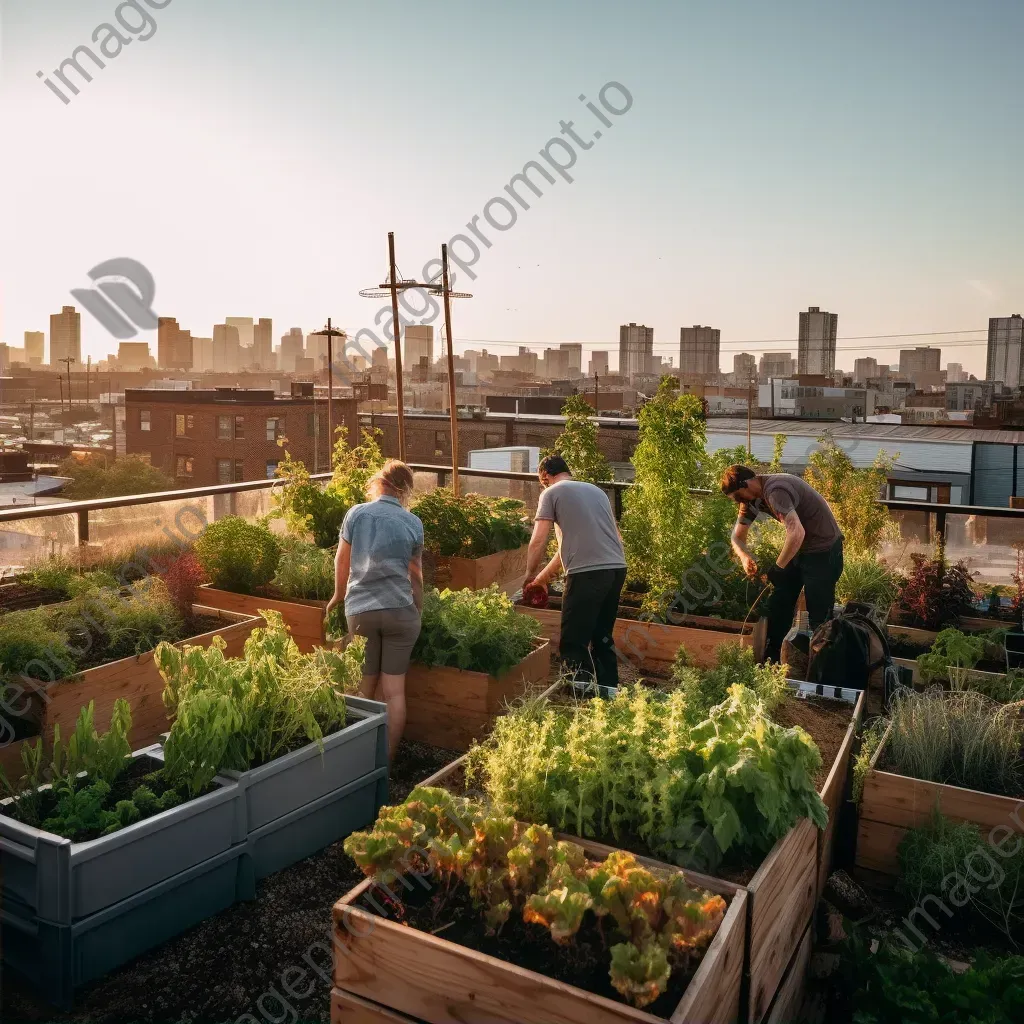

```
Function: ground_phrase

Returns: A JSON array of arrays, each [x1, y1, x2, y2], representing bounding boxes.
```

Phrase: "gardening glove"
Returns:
[[765, 563, 787, 589]]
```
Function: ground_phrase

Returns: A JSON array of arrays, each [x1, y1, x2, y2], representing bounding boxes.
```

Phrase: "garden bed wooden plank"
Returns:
[[402, 641, 551, 751], [39, 606, 261, 752], [855, 724, 1024, 876], [517, 608, 750, 670], [424, 543, 530, 596], [331, 989, 422, 1023], [198, 585, 325, 652], [816, 691, 865, 900], [332, 845, 746, 1024], [764, 923, 812, 1024], [746, 818, 818, 1024]]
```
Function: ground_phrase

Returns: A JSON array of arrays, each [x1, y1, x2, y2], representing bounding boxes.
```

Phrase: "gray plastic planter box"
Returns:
[[0, 746, 245, 926], [2, 843, 254, 1010]]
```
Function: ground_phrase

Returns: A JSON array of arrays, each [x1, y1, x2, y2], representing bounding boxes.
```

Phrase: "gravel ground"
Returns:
[[3, 739, 458, 1024]]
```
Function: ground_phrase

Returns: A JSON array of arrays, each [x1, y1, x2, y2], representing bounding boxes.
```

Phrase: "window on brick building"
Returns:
[[175, 414, 193, 437], [217, 415, 232, 440], [434, 430, 447, 455], [140, 410, 151, 432], [216, 459, 232, 484], [266, 460, 279, 478], [175, 456, 194, 479], [484, 432, 503, 448], [306, 413, 316, 437], [266, 417, 281, 442], [235, 459, 244, 481], [234, 415, 245, 440]]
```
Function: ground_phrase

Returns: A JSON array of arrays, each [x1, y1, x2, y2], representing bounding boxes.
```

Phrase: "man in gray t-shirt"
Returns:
[[524, 454, 627, 688], [721, 464, 844, 663]]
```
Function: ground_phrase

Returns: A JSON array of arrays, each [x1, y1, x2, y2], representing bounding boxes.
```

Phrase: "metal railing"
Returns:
[[0, 463, 1021, 550]]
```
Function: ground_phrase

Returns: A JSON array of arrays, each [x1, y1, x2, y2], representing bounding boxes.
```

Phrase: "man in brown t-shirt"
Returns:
[[721, 465, 844, 663]]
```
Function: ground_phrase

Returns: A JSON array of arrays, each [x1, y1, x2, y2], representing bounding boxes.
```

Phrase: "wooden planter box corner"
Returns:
[[403, 640, 551, 751], [331, 841, 746, 1024], [425, 542, 530, 595], [855, 723, 1024, 876], [198, 584, 326, 652]]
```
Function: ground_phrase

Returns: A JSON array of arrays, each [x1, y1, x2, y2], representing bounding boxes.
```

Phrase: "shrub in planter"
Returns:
[[344, 786, 727, 1010], [21, 559, 119, 602], [156, 551, 208, 619], [541, 393, 613, 484], [412, 586, 540, 676], [194, 516, 281, 595], [894, 541, 976, 630], [465, 683, 827, 874], [837, 551, 900, 619], [157, 611, 366, 797], [411, 488, 531, 558], [271, 538, 335, 601], [272, 428, 383, 548], [670, 642, 788, 722]]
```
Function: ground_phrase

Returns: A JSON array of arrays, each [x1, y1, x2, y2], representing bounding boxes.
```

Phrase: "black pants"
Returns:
[[560, 567, 627, 688], [765, 538, 844, 663]]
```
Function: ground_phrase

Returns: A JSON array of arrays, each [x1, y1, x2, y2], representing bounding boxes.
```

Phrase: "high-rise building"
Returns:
[[225, 317, 254, 352], [192, 337, 214, 372], [157, 317, 193, 370], [24, 331, 44, 365], [898, 346, 941, 381], [986, 314, 1024, 386], [49, 305, 81, 367], [679, 325, 720, 376], [542, 348, 571, 379], [733, 352, 756, 381], [116, 342, 154, 370], [212, 323, 241, 372], [759, 351, 796, 381], [252, 318, 274, 369], [797, 307, 838, 376], [589, 351, 609, 376], [404, 325, 434, 369], [619, 323, 653, 378], [853, 357, 879, 384], [305, 331, 329, 371], [278, 328, 305, 372], [946, 362, 967, 384], [371, 345, 389, 370], [560, 343, 583, 377]]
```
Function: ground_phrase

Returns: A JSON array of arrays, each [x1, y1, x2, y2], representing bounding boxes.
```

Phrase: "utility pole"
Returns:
[[311, 320, 346, 464], [387, 232, 406, 462], [60, 357, 75, 414], [594, 372, 600, 411], [746, 375, 754, 457], [86, 355, 91, 406], [440, 244, 460, 496]]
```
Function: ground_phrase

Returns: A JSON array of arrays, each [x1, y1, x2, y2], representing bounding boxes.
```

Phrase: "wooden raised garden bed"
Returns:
[[423, 542, 530, 595], [403, 640, 551, 751], [331, 837, 748, 1024], [417, 684, 861, 1024], [517, 606, 751, 672], [198, 584, 326, 652], [1, 606, 261, 774], [855, 722, 1024, 877]]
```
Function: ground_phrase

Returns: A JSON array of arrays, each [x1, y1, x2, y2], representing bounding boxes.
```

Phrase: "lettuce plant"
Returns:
[[344, 786, 727, 1010]]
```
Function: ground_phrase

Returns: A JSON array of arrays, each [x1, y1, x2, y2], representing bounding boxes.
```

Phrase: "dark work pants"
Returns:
[[765, 538, 844, 663], [560, 567, 627, 688]]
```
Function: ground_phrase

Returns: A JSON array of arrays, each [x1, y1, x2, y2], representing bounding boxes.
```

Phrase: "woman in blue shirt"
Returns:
[[326, 460, 423, 759]]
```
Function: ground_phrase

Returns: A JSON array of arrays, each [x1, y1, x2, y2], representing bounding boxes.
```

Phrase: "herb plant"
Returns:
[[158, 611, 366, 797], [897, 810, 1024, 943], [271, 538, 335, 601], [836, 552, 900, 619], [895, 540, 977, 630], [22, 559, 119, 601], [194, 516, 282, 595], [883, 687, 1023, 797], [412, 489, 531, 558], [464, 684, 827, 873], [670, 642, 789, 722], [272, 427, 384, 548], [344, 786, 727, 1010], [412, 586, 540, 676]]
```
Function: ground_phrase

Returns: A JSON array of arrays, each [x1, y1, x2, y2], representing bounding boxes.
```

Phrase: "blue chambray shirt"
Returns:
[[341, 496, 424, 616]]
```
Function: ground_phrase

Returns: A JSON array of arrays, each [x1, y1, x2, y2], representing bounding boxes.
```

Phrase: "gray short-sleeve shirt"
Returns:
[[341, 496, 424, 615], [535, 479, 626, 575], [737, 474, 842, 554]]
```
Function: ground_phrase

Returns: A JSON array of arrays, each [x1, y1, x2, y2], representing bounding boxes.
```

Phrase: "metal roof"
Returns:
[[707, 418, 1024, 445]]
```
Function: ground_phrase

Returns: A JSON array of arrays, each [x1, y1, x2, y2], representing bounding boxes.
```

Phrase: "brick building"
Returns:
[[124, 385, 357, 485]]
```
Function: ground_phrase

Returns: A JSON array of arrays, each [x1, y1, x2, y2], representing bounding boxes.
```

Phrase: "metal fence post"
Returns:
[[77, 509, 89, 545]]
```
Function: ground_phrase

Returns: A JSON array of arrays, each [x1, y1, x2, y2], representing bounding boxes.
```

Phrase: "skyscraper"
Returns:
[[252, 318, 274, 369], [225, 317, 254, 351], [618, 323, 653, 378], [49, 305, 81, 367], [279, 328, 305, 372], [404, 325, 434, 369], [853, 357, 879, 384], [946, 362, 967, 384], [679, 325, 721, 376], [560, 343, 583, 377], [759, 352, 796, 380], [797, 307, 838, 376], [157, 317, 193, 369], [986, 314, 1024, 386], [212, 323, 241, 372], [24, 331, 44, 365], [733, 352, 756, 381], [898, 346, 941, 381], [588, 351, 609, 376], [192, 337, 214, 372]]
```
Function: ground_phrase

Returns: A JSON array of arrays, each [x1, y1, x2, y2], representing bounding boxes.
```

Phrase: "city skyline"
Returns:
[[2, 1, 1021, 377]]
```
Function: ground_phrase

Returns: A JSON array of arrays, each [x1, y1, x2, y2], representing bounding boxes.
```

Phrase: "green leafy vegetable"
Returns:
[[412, 489, 531, 558]]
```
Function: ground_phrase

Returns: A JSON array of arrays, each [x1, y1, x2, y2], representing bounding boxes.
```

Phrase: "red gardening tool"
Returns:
[[521, 582, 549, 608]]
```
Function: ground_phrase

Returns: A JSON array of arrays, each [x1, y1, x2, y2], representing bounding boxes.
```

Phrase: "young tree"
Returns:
[[57, 455, 175, 499], [545, 394, 612, 484]]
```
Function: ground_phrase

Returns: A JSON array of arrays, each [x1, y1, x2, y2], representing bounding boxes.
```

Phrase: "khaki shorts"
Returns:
[[348, 605, 421, 676]]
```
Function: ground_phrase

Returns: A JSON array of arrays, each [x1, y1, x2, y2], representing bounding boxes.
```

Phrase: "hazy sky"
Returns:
[[2, 0, 1021, 375]]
